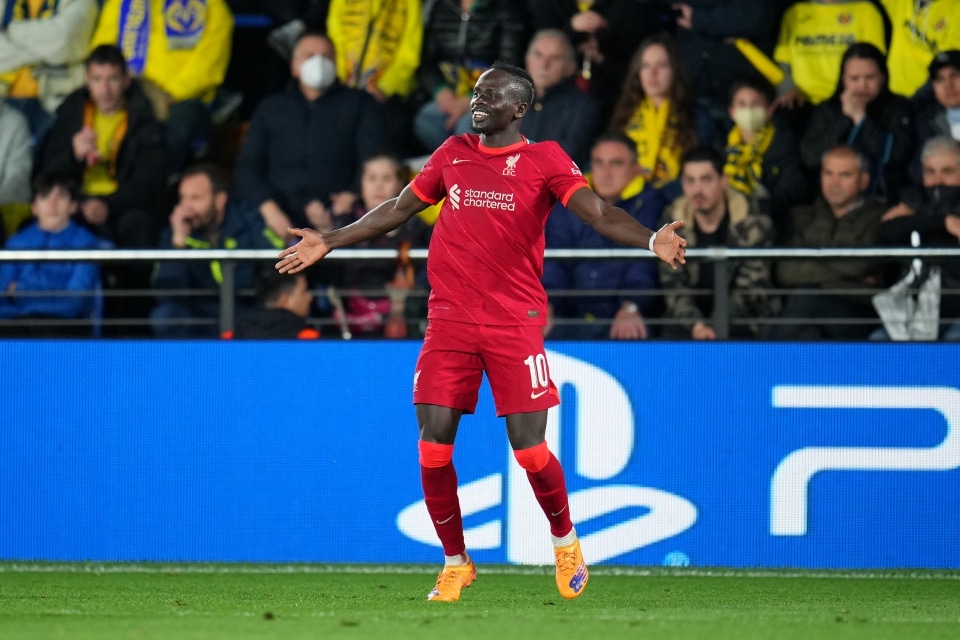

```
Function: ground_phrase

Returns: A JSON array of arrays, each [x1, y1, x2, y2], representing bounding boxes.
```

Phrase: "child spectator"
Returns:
[[0, 171, 108, 336]]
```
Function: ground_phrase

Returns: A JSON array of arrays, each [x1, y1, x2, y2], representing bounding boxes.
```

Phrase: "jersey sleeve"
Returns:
[[409, 140, 452, 205], [773, 5, 796, 64], [542, 142, 589, 206]]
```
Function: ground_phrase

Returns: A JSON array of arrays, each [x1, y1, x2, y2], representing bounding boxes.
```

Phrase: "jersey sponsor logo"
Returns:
[[448, 184, 461, 210], [793, 33, 856, 48], [461, 188, 516, 211], [837, 12, 852, 25], [502, 153, 521, 176]]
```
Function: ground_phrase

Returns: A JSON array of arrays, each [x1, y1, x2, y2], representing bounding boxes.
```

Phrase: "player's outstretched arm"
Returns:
[[565, 187, 687, 269], [276, 185, 429, 274]]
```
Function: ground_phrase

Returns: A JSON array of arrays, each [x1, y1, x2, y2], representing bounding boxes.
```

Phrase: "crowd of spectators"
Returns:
[[0, 0, 959, 341]]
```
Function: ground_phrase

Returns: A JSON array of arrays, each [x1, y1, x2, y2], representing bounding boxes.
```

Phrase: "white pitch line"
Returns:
[[0, 563, 958, 580]]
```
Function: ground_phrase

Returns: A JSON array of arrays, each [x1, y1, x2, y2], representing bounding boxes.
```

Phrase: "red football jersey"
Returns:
[[410, 135, 587, 326]]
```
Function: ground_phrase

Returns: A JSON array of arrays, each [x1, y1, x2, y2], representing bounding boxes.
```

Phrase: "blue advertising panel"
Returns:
[[0, 341, 957, 568]]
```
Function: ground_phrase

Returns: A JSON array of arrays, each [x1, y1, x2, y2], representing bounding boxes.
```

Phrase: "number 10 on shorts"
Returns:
[[524, 354, 549, 392]]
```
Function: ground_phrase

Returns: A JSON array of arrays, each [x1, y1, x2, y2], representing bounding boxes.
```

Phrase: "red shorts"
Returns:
[[413, 318, 560, 417]]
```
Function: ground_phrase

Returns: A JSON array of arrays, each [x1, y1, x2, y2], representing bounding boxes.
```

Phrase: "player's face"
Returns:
[[923, 149, 960, 188], [933, 66, 960, 109], [821, 152, 867, 212], [590, 141, 638, 201], [177, 174, 223, 232], [681, 161, 725, 214], [86, 63, 130, 115], [361, 158, 404, 210], [842, 57, 883, 102], [639, 44, 672, 101], [525, 35, 574, 92], [470, 70, 519, 134]]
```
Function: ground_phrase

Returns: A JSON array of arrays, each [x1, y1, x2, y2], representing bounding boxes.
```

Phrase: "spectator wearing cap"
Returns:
[[912, 50, 960, 184]]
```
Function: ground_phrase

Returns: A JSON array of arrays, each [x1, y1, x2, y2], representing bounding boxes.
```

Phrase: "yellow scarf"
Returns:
[[724, 122, 774, 197], [624, 98, 681, 186]]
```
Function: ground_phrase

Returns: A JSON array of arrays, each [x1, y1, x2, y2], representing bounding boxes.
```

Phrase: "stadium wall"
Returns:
[[1, 341, 958, 569]]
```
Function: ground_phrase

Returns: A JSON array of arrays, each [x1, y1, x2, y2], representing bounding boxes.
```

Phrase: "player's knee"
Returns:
[[513, 441, 551, 473], [419, 440, 454, 468]]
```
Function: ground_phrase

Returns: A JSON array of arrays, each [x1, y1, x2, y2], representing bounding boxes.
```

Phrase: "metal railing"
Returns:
[[1, 247, 958, 338]]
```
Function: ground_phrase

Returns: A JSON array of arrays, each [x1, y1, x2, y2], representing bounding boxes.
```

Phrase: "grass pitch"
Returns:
[[1, 564, 957, 640]]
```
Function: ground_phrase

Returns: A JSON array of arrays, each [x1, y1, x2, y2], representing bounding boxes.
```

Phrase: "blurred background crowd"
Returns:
[[1, 0, 959, 341]]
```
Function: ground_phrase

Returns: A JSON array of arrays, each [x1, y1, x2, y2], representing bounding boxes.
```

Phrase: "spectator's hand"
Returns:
[[672, 3, 694, 29], [881, 202, 914, 222], [6, 281, 16, 295], [72, 127, 98, 163], [772, 88, 805, 111], [571, 10, 607, 34], [435, 87, 459, 114], [305, 199, 333, 232], [653, 220, 687, 269], [692, 321, 717, 340], [366, 85, 387, 102], [578, 37, 605, 66], [169, 202, 196, 247], [443, 97, 471, 130], [260, 200, 294, 239], [945, 215, 960, 241], [80, 199, 109, 226], [330, 191, 358, 217], [609, 305, 648, 340], [840, 88, 868, 124], [276, 228, 330, 274]]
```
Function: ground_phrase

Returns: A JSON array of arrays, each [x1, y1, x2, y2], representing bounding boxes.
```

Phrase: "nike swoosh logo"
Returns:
[[550, 505, 567, 517], [452, 158, 470, 165], [531, 389, 549, 399], [435, 514, 455, 525]]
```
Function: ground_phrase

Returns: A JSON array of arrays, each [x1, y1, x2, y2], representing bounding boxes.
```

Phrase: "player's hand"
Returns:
[[276, 228, 330, 274], [653, 220, 687, 269]]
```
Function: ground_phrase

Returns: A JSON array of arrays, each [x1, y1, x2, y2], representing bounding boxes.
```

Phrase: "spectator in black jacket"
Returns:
[[234, 30, 385, 242], [911, 50, 960, 185], [876, 136, 960, 341], [800, 43, 914, 205], [519, 29, 599, 168], [412, 0, 528, 152], [530, 0, 662, 125], [151, 164, 282, 339], [35, 45, 167, 250], [228, 270, 319, 340], [670, 1, 775, 111], [723, 77, 808, 237]]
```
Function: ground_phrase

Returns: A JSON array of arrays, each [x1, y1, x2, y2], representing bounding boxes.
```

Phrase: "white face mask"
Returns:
[[299, 55, 337, 91], [732, 106, 768, 134]]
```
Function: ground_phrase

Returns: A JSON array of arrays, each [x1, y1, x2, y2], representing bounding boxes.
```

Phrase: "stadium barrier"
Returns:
[[1, 339, 958, 568], [1, 247, 958, 338]]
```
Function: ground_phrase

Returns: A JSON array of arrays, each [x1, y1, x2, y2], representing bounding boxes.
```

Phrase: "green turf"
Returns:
[[1, 564, 957, 639]]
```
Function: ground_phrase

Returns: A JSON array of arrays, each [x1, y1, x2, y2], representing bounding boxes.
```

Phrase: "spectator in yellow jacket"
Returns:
[[90, 0, 234, 172], [326, 0, 421, 155]]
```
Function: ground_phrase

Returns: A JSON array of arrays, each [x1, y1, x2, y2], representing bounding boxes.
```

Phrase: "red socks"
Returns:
[[515, 442, 573, 538], [418, 441, 465, 557]]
